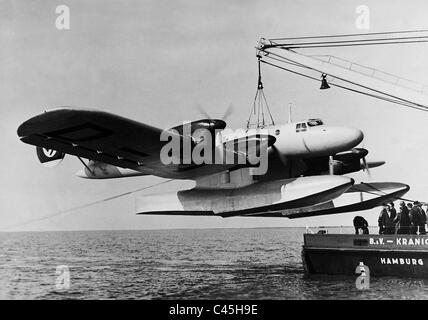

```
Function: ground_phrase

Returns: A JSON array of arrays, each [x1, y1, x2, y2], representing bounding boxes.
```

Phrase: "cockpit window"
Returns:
[[296, 122, 307, 132], [307, 119, 324, 127]]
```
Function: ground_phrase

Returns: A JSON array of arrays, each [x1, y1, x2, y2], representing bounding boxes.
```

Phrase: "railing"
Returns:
[[305, 225, 350, 234], [305, 225, 427, 235]]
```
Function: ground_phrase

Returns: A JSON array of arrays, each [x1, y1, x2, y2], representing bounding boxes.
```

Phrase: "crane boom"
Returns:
[[257, 31, 428, 111]]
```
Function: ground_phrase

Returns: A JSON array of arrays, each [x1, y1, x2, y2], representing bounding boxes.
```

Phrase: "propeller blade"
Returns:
[[196, 104, 211, 119], [365, 161, 386, 169], [197, 103, 234, 121], [222, 103, 235, 121], [362, 157, 372, 179]]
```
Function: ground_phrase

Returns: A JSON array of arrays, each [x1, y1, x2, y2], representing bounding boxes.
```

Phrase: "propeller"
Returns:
[[360, 149, 371, 202], [357, 144, 373, 179], [221, 103, 234, 121], [197, 103, 235, 122], [361, 156, 372, 179], [358, 142, 371, 179], [196, 103, 211, 119]]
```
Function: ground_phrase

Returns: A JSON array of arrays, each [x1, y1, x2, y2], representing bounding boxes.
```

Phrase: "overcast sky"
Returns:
[[2, 0, 428, 231]]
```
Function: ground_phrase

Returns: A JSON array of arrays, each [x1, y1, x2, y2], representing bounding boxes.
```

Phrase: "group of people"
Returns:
[[378, 201, 427, 235], [352, 201, 428, 235]]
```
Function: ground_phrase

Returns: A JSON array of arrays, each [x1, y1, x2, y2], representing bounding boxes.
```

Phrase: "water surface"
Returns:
[[1, 228, 428, 299]]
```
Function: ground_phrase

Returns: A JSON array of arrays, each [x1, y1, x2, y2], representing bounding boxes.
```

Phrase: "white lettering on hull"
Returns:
[[380, 257, 423, 265], [369, 237, 428, 246]]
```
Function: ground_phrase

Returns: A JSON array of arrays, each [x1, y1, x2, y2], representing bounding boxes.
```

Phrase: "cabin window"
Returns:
[[296, 123, 307, 132], [307, 119, 324, 127]]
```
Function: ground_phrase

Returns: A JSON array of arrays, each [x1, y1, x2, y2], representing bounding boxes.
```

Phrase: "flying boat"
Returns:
[[19, 30, 425, 220]]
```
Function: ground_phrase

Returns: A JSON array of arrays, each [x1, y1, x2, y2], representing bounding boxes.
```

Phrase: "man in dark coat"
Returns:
[[394, 201, 410, 234], [420, 203, 428, 233], [353, 216, 369, 234], [378, 204, 395, 234], [389, 202, 397, 221], [416, 202, 426, 234], [409, 202, 422, 235]]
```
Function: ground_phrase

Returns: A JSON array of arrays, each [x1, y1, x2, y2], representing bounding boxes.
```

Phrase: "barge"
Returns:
[[302, 232, 428, 278]]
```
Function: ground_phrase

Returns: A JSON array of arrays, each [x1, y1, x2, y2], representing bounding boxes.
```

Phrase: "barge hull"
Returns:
[[302, 234, 428, 278]]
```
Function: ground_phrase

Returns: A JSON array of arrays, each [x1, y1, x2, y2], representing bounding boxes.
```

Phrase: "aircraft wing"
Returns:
[[17, 108, 201, 179], [17, 108, 270, 179]]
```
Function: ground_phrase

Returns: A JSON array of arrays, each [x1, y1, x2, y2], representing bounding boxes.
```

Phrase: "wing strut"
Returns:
[[77, 157, 95, 175]]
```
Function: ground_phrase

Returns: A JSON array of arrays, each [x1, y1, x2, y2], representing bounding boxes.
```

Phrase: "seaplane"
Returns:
[[18, 30, 423, 220], [16, 106, 408, 219]]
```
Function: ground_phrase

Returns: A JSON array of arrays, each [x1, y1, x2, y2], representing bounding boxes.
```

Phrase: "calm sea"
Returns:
[[1, 227, 428, 300]]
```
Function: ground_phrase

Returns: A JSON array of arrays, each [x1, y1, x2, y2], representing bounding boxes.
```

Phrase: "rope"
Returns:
[[247, 57, 275, 128], [2, 179, 174, 231], [260, 89, 275, 125]]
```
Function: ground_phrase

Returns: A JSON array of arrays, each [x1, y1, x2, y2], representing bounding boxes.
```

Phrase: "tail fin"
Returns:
[[36, 147, 65, 167]]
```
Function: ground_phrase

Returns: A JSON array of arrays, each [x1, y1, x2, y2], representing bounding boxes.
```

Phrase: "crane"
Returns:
[[256, 30, 428, 112]]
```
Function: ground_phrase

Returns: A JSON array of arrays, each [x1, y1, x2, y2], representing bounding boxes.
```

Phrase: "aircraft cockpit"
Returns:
[[296, 119, 324, 132]]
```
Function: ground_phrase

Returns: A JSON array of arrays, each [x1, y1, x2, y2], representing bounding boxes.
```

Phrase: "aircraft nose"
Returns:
[[302, 126, 364, 156], [324, 127, 363, 153], [340, 127, 364, 149]]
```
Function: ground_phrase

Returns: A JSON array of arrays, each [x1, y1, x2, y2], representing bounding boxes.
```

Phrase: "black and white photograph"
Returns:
[[3, 0, 428, 306]]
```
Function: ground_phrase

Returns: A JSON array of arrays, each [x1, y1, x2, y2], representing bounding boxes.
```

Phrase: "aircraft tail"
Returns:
[[36, 147, 65, 167]]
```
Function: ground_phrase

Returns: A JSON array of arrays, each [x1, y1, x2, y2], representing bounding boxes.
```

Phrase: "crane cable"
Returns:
[[267, 39, 428, 50], [265, 30, 428, 49], [260, 59, 428, 113], [269, 29, 428, 41], [257, 30, 428, 112], [259, 49, 428, 112], [247, 56, 275, 129]]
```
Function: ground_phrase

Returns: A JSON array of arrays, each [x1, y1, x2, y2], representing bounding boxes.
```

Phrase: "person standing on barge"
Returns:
[[378, 204, 395, 234], [417, 202, 426, 234], [394, 201, 410, 234], [409, 202, 422, 234]]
